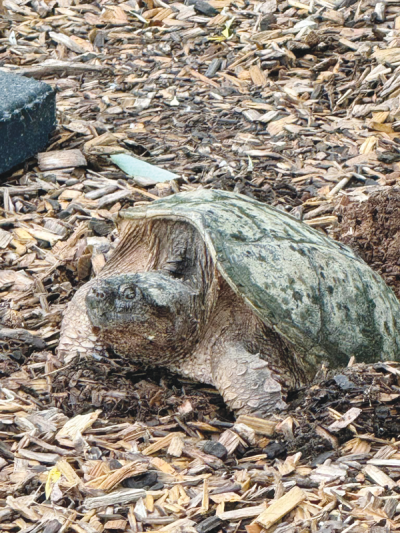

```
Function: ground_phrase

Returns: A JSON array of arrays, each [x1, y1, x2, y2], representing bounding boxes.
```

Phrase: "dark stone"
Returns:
[[10, 350, 24, 363], [378, 151, 400, 164], [202, 440, 227, 460], [58, 210, 72, 220], [0, 71, 56, 175], [295, 477, 319, 489], [260, 13, 277, 30], [191, 0, 218, 16], [205, 58, 221, 78], [263, 441, 286, 459], [196, 516, 223, 532], [89, 218, 115, 236], [87, 447, 102, 460], [109, 458, 123, 469], [333, 374, 355, 390], [47, 199, 61, 212], [311, 450, 335, 467], [121, 470, 158, 489]]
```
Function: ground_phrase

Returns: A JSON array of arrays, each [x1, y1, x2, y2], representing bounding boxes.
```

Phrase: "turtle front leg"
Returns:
[[58, 281, 105, 364], [211, 343, 287, 417]]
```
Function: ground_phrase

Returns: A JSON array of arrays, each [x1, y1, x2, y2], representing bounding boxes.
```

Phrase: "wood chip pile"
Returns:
[[2, 0, 400, 530], [2, 0, 400, 214], [2, 359, 400, 533]]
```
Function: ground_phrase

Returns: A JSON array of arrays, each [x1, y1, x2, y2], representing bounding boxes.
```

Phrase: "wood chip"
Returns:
[[2, 2, 400, 532], [84, 489, 146, 510], [254, 487, 306, 529], [327, 408, 362, 432], [38, 150, 87, 171], [236, 416, 277, 436]]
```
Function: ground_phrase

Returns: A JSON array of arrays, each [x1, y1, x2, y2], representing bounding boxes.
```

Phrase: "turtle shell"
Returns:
[[121, 189, 400, 367]]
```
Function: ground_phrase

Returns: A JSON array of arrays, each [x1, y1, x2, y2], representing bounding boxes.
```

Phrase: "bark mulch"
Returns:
[[2, 0, 400, 530], [2, 356, 400, 532]]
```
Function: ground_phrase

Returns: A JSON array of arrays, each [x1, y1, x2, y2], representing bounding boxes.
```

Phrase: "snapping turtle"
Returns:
[[58, 190, 400, 416]]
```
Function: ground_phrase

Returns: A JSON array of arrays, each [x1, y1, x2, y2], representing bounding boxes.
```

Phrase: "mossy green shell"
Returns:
[[121, 189, 400, 366]]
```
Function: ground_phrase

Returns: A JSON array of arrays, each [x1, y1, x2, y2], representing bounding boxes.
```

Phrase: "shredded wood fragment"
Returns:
[[2, 0, 400, 531], [254, 486, 306, 529]]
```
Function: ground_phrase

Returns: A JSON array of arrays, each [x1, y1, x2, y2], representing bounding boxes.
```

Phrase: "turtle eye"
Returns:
[[121, 286, 136, 300]]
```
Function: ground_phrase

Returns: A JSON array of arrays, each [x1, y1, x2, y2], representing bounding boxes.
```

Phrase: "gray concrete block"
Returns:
[[0, 71, 56, 175]]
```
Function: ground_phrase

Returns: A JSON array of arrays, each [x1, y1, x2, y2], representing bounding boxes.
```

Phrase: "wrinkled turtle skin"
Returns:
[[58, 190, 400, 416]]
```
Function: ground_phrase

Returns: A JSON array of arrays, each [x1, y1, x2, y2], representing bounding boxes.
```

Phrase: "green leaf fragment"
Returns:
[[111, 153, 178, 186], [222, 18, 235, 39]]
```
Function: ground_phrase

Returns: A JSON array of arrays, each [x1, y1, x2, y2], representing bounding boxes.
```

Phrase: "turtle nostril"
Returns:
[[90, 288, 106, 300]]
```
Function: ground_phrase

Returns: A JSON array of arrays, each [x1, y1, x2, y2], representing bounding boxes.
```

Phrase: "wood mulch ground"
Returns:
[[2, 0, 400, 530]]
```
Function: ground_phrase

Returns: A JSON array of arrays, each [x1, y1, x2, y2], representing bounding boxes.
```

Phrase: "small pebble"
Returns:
[[263, 441, 286, 459], [86, 447, 102, 460], [311, 450, 335, 467], [109, 459, 123, 469], [196, 515, 223, 533], [191, 0, 218, 16], [202, 441, 227, 459], [334, 374, 355, 390], [121, 470, 158, 489]]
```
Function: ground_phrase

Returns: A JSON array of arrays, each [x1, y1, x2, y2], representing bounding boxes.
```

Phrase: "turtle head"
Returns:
[[86, 272, 196, 328], [85, 272, 199, 359]]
